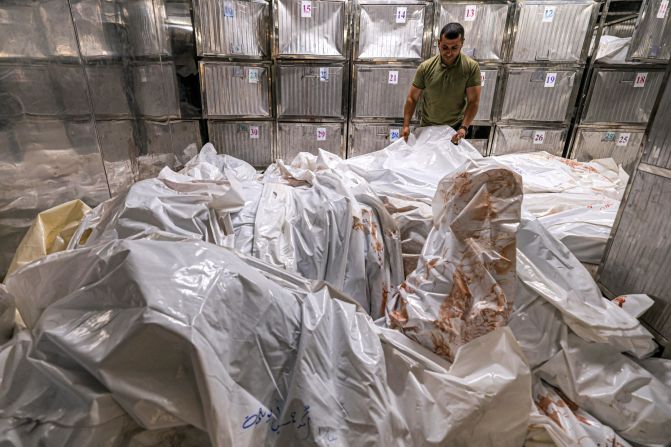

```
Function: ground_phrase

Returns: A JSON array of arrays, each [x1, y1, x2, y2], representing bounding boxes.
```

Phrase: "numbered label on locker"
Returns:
[[395, 7, 407, 24], [301, 0, 312, 18], [224, 2, 235, 17], [480, 72, 486, 87], [658, 0, 669, 19], [602, 132, 616, 142], [389, 128, 401, 142], [464, 5, 477, 22], [634, 72, 647, 88], [319, 67, 329, 82], [249, 126, 260, 139], [616, 133, 631, 147], [544, 72, 557, 88], [248, 68, 259, 84], [543, 6, 556, 22], [533, 130, 546, 145], [316, 127, 327, 141], [388, 70, 399, 84]]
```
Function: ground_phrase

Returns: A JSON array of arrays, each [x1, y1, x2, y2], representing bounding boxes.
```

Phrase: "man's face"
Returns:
[[438, 35, 463, 65]]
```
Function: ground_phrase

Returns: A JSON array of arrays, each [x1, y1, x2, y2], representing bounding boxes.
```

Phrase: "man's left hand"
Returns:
[[451, 128, 466, 145]]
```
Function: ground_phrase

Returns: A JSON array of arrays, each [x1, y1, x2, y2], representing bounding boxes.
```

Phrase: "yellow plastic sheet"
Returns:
[[6, 200, 91, 278]]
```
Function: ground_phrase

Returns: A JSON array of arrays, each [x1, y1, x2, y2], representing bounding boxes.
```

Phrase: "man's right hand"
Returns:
[[402, 126, 411, 142]]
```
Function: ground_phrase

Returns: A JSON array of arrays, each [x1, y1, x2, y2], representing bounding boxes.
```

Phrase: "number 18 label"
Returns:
[[634, 72, 647, 88]]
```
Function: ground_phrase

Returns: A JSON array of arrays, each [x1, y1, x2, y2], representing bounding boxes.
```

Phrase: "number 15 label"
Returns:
[[301, 0, 311, 18]]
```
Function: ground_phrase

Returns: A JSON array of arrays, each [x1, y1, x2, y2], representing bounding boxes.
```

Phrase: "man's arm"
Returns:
[[402, 85, 423, 142], [451, 85, 481, 144]]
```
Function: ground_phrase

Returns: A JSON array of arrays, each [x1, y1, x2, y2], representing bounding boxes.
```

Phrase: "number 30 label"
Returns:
[[533, 130, 546, 145]]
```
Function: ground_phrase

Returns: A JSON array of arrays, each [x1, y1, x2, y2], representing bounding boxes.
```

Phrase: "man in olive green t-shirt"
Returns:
[[402, 23, 482, 145]]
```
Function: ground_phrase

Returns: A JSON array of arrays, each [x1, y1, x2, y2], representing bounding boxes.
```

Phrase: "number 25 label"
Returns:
[[617, 133, 631, 146]]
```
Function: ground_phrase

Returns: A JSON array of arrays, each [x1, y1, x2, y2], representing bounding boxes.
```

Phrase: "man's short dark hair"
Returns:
[[440, 23, 465, 40]]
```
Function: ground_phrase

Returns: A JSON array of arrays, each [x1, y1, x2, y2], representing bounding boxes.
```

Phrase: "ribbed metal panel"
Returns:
[[600, 170, 671, 326], [277, 121, 344, 160], [491, 125, 566, 156], [475, 68, 498, 122], [125, 0, 171, 57], [277, 0, 346, 58], [86, 64, 132, 118], [0, 64, 91, 118], [434, 2, 509, 62], [354, 65, 417, 118], [501, 67, 577, 122], [642, 75, 671, 170], [603, 17, 637, 38], [0, 0, 79, 59], [201, 62, 271, 118], [170, 120, 203, 157], [95, 120, 138, 196], [132, 63, 180, 119], [277, 63, 345, 118], [511, 0, 595, 63], [196, 0, 270, 57], [628, 0, 671, 61], [583, 69, 664, 124], [356, 3, 426, 60], [349, 122, 409, 157], [70, 0, 124, 59], [207, 120, 274, 167], [571, 128, 643, 174], [470, 138, 488, 156]]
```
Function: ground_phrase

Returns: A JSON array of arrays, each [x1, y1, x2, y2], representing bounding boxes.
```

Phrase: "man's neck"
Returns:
[[441, 54, 460, 66]]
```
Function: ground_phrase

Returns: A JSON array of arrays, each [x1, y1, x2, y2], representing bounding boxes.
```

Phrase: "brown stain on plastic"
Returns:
[[613, 296, 626, 308], [536, 394, 563, 428]]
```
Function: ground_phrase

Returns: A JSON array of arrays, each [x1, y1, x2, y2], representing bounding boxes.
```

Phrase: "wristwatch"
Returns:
[[459, 125, 469, 132]]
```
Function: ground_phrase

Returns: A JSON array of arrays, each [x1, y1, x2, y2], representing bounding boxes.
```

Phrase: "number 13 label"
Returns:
[[301, 0, 311, 18], [388, 71, 398, 84], [533, 131, 546, 145], [464, 5, 477, 21]]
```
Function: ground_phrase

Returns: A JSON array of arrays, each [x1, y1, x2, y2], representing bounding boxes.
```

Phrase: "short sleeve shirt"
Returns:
[[412, 54, 481, 127]]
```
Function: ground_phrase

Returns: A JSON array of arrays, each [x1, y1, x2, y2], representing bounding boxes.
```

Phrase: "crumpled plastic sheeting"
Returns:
[[537, 334, 671, 445], [6, 199, 91, 277], [3, 237, 533, 446], [388, 160, 523, 361], [528, 379, 633, 447]]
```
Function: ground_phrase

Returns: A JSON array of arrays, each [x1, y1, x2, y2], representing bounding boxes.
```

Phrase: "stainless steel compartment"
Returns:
[[170, 120, 203, 164], [124, 0, 172, 58], [86, 64, 132, 118], [0, 0, 79, 60], [433, 1, 510, 62], [582, 68, 665, 125], [207, 120, 274, 167], [348, 122, 411, 157], [277, 121, 344, 160], [570, 127, 643, 174], [275, 0, 348, 59], [132, 62, 180, 119], [491, 125, 566, 156], [474, 67, 499, 123], [276, 62, 346, 118], [0, 64, 91, 118], [195, 0, 270, 58], [70, 0, 124, 59], [510, 0, 596, 63], [355, 1, 429, 61], [201, 62, 272, 118], [95, 120, 138, 195], [353, 64, 417, 119], [500, 66, 578, 122], [642, 70, 671, 170], [628, 0, 671, 61]]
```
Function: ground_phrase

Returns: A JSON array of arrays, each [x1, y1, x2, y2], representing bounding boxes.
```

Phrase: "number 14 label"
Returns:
[[395, 7, 407, 23]]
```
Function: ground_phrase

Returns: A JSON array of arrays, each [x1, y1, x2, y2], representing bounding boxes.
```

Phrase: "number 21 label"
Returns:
[[388, 71, 398, 84]]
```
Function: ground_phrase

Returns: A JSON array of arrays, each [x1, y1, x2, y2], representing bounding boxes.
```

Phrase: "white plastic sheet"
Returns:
[[3, 237, 533, 446]]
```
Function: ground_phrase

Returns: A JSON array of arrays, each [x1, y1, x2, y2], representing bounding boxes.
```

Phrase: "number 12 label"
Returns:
[[533, 131, 546, 145], [464, 5, 477, 21], [388, 71, 398, 84], [543, 6, 556, 22]]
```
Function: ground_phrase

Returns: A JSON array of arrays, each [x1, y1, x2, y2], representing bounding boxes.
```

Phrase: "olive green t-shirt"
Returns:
[[412, 54, 481, 127]]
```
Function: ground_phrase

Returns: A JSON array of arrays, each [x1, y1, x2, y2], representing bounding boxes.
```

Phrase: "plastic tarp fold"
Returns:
[[3, 237, 533, 446]]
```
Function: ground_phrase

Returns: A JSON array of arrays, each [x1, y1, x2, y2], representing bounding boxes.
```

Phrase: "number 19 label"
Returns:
[[544, 72, 557, 88], [533, 130, 546, 145]]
